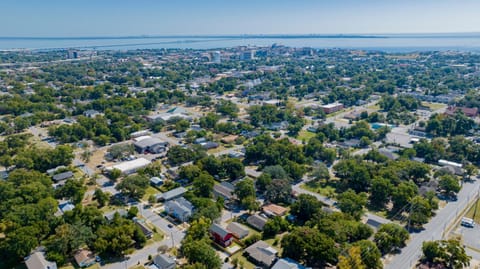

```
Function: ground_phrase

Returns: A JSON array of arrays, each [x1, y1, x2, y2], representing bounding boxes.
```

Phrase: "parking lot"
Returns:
[[454, 224, 480, 250]]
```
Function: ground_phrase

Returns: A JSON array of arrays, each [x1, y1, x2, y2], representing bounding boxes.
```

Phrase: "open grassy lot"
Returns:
[[421, 102, 447, 111], [142, 186, 161, 201], [230, 252, 256, 269], [301, 181, 337, 198], [465, 199, 480, 223], [296, 130, 316, 142]]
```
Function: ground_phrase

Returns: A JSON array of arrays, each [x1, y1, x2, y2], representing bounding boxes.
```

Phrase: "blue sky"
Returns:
[[1, 0, 480, 36]]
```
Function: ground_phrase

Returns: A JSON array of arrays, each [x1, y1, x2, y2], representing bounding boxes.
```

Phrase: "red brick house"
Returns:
[[210, 223, 233, 247]]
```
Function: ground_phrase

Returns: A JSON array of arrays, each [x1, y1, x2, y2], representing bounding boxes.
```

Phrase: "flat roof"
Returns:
[[321, 103, 343, 108], [109, 158, 151, 173]]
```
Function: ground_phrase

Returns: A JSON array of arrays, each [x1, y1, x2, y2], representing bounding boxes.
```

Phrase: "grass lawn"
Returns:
[[421, 102, 446, 111], [367, 104, 381, 110], [301, 181, 337, 198], [59, 266, 75, 269], [142, 186, 161, 201], [231, 252, 256, 269], [464, 199, 480, 223], [296, 130, 316, 142]]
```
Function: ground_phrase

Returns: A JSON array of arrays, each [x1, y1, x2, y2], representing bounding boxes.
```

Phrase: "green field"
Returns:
[[296, 130, 316, 141], [301, 182, 337, 198], [422, 102, 446, 111], [465, 199, 480, 223]]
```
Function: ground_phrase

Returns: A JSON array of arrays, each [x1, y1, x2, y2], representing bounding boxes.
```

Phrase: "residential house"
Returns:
[[103, 209, 128, 221], [247, 215, 268, 231], [156, 187, 187, 202], [153, 254, 176, 269], [226, 222, 250, 239], [213, 182, 236, 201], [209, 223, 234, 247], [150, 177, 164, 187], [133, 218, 153, 239], [272, 258, 308, 269], [25, 251, 57, 269], [46, 166, 66, 176], [244, 240, 278, 268], [52, 171, 74, 183], [221, 135, 239, 144], [164, 197, 194, 222], [73, 249, 96, 268], [201, 141, 219, 150], [83, 109, 103, 118], [445, 106, 478, 118], [262, 204, 288, 217]]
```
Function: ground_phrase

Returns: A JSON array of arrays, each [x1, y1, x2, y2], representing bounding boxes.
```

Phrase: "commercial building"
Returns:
[[134, 137, 169, 154], [212, 51, 221, 63], [106, 158, 151, 175], [320, 103, 344, 114]]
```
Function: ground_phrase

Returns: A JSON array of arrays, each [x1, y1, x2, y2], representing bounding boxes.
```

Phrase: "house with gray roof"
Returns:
[[246, 214, 268, 231], [244, 240, 278, 268], [272, 258, 308, 269], [227, 222, 250, 239], [164, 197, 194, 222], [25, 251, 57, 269], [52, 171, 74, 182], [213, 182, 236, 201], [153, 254, 176, 269], [156, 187, 187, 202]]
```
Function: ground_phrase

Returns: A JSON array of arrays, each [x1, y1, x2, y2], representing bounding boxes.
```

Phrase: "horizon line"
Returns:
[[1, 32, 480, 40]]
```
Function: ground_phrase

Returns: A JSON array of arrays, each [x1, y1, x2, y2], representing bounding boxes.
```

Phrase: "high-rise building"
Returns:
[[212, 51, 221, 63], [240, 50, 255, 61]]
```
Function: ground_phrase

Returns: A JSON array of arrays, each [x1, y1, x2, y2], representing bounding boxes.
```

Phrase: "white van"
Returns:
[[461, 217, 475, 228]]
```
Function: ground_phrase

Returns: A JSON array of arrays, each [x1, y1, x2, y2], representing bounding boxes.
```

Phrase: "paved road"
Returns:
[[103, 206, 185, 269], [292, 182, 391, 226], [386, 179, 480, 269], [138, 206, 185, 248]]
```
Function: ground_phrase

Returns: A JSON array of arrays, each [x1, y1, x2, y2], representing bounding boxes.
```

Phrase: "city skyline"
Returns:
[[1, 0, 480, 37]]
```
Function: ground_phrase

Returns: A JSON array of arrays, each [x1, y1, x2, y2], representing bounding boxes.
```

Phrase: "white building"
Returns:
[[106, 158, 151, 175]]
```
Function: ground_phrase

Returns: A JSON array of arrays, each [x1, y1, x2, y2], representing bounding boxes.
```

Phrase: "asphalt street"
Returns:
[[386, 179, 480, 269]]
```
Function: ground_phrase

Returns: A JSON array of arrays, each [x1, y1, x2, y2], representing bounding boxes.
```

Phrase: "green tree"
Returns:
[[374, 223, 409, 255], [255, 173, 272, 193], [115, 175, 149, 200], [352, 240, 382, 269], [337, 246, 367, 269], [337, 189, 367, 220], [290, 194, 323, 223], [175, 119, 190, 133], [369, 177, 393, 209], [265, 179, 292, 204], [282, 226, 338, 267], [193, 172, 215, 198], [94, 188, 109, 207], [439, 175, 461, 196], [421, 240, 470, 269]]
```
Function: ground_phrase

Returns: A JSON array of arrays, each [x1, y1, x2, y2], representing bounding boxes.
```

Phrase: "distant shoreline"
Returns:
[[2, 33, 480, 40]]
